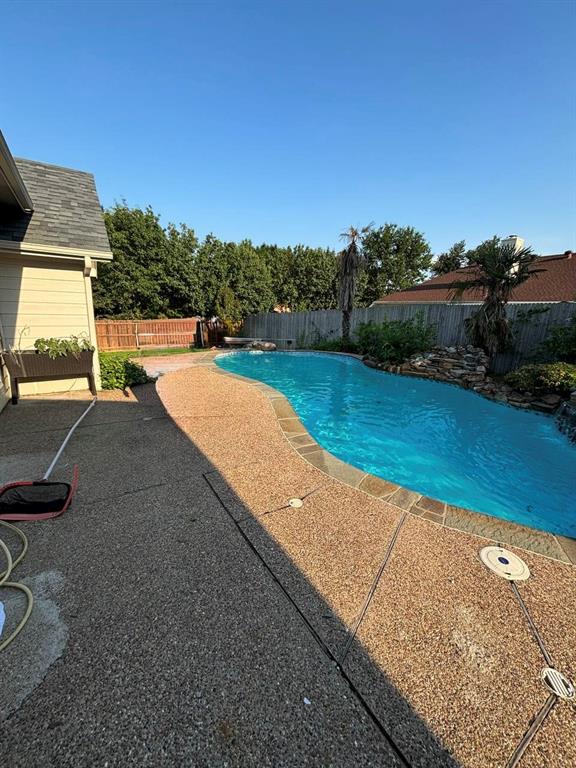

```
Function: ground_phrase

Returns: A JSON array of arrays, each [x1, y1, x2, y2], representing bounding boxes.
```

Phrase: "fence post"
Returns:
[[134, 322, 140, 349]]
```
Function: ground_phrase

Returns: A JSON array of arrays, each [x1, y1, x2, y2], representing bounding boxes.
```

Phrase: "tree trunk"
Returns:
[[342, 310, 351, 342]]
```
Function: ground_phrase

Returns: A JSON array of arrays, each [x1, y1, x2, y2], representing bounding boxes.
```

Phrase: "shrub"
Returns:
[[357, 315, 436, 364], [99, 353, 150, 390], [310, 338, 359, 354], [504, 362, 576, 396], [539, 315, 576, 363]]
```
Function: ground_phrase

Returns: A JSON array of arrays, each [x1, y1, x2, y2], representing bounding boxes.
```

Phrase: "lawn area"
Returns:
[[98, 347, 204, 389], [101, 346, 202, 360]]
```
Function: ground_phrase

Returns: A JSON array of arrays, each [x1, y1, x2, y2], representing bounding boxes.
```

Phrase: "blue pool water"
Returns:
[[216, 351, 576, 537]]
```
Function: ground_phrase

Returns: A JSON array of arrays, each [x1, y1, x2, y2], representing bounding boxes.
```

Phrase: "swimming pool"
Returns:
[[216, 351, 576, 537]]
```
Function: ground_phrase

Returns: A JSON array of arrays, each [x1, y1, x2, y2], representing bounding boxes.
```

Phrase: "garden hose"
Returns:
[[0, 520, 33, 652], [0, 396, 96, 653]]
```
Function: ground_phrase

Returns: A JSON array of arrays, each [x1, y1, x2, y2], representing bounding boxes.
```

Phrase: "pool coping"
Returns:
[[199, 349, 575, 565]]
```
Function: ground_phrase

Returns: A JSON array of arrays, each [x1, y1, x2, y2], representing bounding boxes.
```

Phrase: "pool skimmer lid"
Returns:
[[288, 498, 304, 509], [541, 667, 575, 700], [479, 546, 530, 581]]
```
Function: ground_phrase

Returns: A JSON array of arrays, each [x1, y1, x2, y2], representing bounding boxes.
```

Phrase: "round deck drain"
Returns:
[[541, 667, 575, 700], [479, 547, 530, 581], [288, 498, 304, 509]]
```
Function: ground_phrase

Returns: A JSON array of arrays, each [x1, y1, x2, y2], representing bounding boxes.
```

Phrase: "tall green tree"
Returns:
[[94, 203, 200, 318], [215, 285, 243, 333], [451, 239, 541, 361], [163, 223, 201, 316], [193, 236, 274, 318], [95, 204, 438, 327], [338, 225, 371, 342], [464, 235, 501, 265], [431, 240, 466, 275], [227, 239, 275, 316], [257, 244, 338, 311], [357, 224, 432, 305]]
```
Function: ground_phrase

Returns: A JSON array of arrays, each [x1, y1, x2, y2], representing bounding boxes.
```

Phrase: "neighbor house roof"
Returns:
[[373, 253, 576, 304], [0, 156, 112, 259]]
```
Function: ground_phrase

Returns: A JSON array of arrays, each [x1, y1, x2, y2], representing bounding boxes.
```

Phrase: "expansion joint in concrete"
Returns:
[[201, 470, 413, 768]]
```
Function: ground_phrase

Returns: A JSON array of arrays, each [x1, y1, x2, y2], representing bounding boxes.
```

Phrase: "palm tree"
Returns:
[[338, 225, 372, 343], [451, 239, 542, 361]]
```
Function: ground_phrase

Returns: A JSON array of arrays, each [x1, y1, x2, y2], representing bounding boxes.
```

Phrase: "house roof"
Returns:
[[0, 132, 33, 211], [373, 253, 576, 304], [0, 157, 112, 258]]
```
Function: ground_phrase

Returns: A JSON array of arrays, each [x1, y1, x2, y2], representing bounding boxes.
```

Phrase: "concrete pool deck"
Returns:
[[156, 351, 576, 767], [1, 348, 574, 767], [1, 383, 401, 766]]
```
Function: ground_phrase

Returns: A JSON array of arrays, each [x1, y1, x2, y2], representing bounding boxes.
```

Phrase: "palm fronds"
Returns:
[[450, 240, 541, 360]]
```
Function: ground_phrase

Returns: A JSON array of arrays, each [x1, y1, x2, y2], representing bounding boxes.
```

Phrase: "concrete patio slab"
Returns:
[[206, 455, 330, 521], [514, 548, 576, 676], [4, 354, 574, 768], [1, 387, 403, 767], [518, 701, 576, 768], [236, 482, 402, 654], [342, 515, 571, 768], [155, 362, 576, 768]]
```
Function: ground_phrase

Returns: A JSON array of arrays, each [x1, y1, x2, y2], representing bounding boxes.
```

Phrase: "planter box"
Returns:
[[1, 350, 96, 404]]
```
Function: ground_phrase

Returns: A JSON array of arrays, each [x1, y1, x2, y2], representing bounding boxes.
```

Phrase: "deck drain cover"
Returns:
[[541, 667, 575, 700], [288, 498, 304, 508], [479, 547, 530, 581]]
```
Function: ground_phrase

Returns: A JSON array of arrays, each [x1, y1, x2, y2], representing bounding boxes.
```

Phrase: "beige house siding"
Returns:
[[0, 253, 101, 401]]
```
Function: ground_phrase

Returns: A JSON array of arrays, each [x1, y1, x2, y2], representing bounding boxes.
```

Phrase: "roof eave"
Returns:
[[0, 239, 113, 262], [0, 131, 34, 212]]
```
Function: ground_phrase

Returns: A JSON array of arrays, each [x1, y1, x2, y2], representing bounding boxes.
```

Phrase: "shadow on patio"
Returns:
[[0, 376, 574, 767]]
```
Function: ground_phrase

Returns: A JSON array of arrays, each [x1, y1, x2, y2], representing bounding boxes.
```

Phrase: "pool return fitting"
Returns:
[[0, 397, 96, 653]]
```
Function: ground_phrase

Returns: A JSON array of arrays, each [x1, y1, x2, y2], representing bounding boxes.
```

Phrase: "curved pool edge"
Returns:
[[210, 350, 575, 565]]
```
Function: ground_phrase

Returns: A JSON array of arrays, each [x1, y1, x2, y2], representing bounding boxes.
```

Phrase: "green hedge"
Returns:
[[540, 315, 576, 363], [504, 362, 576, 396], [311, 338, 359, 354], [357, 315, 436, 364], [99, 353, 150, 390]]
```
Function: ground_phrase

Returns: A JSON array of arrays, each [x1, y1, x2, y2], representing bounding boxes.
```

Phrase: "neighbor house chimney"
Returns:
[[502, 235, 526, 276]]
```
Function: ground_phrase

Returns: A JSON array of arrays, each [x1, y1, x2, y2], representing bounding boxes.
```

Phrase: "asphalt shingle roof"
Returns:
[[0, 158, 111, 254], [374, 253, 576, 304]]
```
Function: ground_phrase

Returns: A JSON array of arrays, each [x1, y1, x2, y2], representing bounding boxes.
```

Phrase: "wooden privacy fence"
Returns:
[[96, 318, 198, 351], [242, 302, 576, 373], [96, 318, 225, 350]]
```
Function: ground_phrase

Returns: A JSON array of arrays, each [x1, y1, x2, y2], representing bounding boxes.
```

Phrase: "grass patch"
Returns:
[[102, 346, 200, 360]]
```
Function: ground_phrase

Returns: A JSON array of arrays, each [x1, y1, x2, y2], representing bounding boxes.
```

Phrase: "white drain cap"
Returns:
[[479, 547, 530, 581], [288, 498, 304, 509], [541, 667, 575, 700]]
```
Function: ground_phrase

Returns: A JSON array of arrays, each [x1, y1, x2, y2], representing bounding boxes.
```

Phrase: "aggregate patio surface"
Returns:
[[1, 348, 575, 767]]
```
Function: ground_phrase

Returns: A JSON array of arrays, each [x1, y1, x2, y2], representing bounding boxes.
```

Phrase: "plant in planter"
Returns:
[[1, 335, 96, 404], [33, 335, 94, 359]]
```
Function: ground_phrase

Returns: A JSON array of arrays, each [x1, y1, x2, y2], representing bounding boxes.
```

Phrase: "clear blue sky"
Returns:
[[1, 0, 575, 255]]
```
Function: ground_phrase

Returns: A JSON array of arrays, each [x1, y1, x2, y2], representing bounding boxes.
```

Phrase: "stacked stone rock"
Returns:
[[402, 345, 489, 388], [246, 340, 277, 351], [363, 345, 567, 414], [556, 392, 576, 443]]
